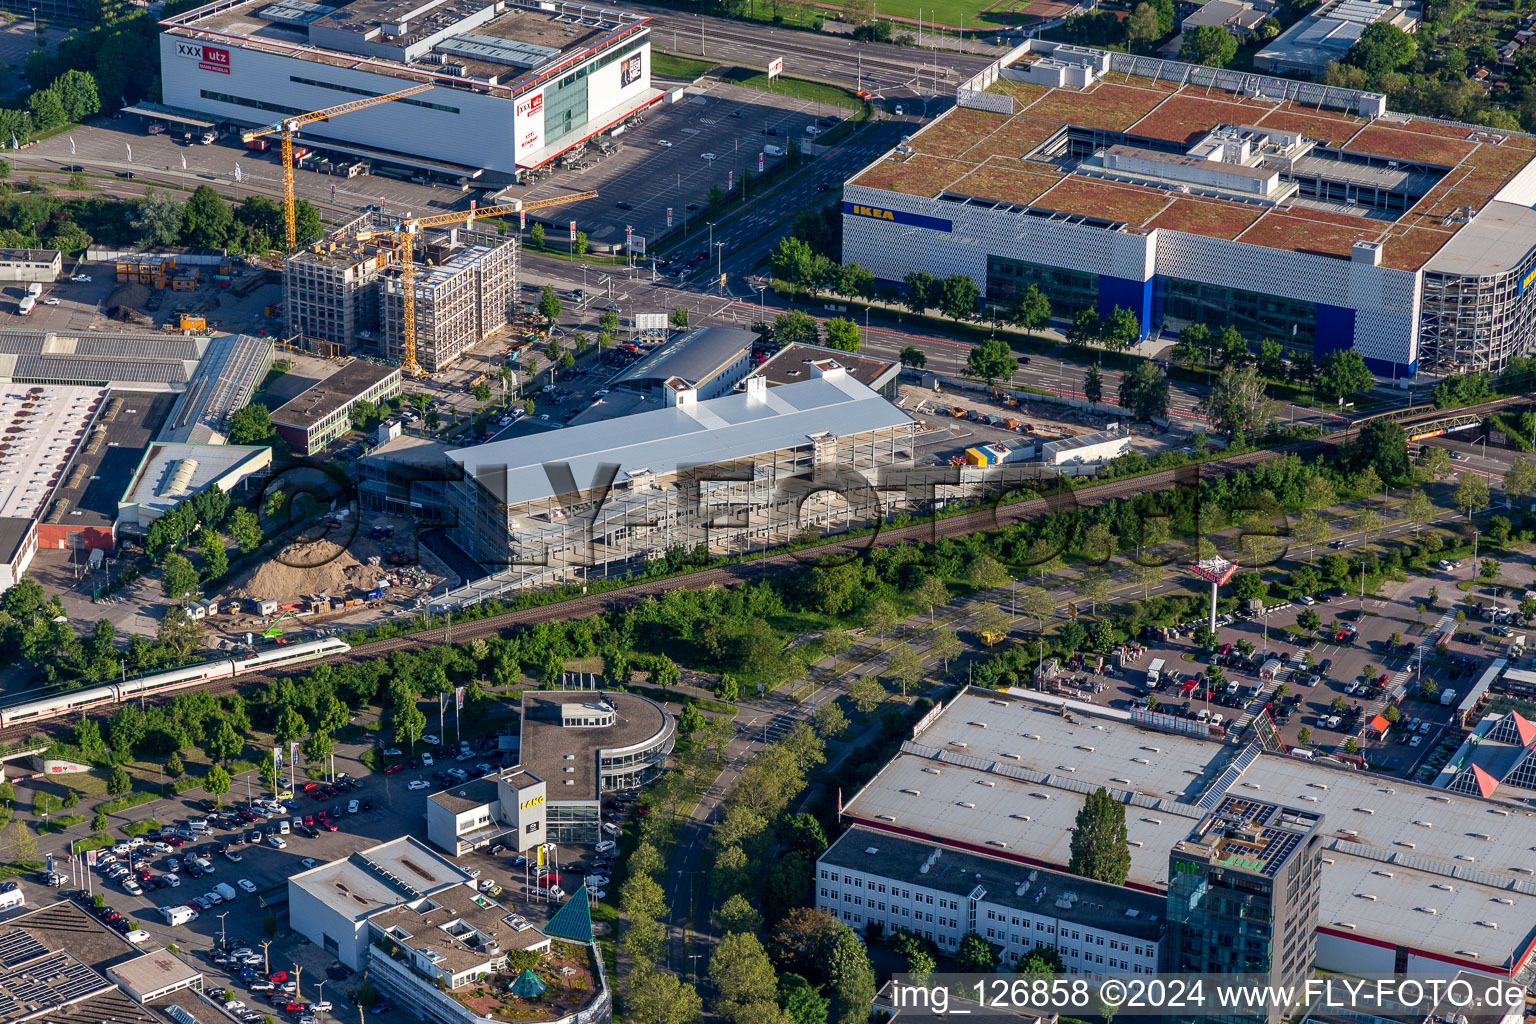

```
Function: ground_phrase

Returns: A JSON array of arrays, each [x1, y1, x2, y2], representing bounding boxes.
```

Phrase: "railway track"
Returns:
[[2, 396, 1521, 744], [646, 16, 986, 80]]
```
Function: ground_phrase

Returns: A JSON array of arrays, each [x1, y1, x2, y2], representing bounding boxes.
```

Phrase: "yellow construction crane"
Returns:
[[363, 190, 599, 376], [241, 82, 433, 251]]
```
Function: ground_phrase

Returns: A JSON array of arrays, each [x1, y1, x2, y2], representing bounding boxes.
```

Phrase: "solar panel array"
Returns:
[[0, 930, 46, 968], [435, 33, 558, 70], [0, 948, 110, 1019]]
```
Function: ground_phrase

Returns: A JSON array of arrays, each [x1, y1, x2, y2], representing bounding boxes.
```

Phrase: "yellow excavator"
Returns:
[[241, 82, 432, 251], [359, 191, 599, 376]]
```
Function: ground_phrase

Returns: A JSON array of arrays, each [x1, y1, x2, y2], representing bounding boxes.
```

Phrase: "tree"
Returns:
[[670, 307, 691, 329], [1258, 338, 1285, 380], [1318, 349, 1374, 405], [1173, 323, 1209, 365], [823, 317, 860, 352], [571, 230, 588, 257], [132, 189, 185, 246], [902, 270, 936, 314], [826, 930, 876, 1024], [773, 310, 819, 346], [227, 405, 273, 445], [184, 185, 236, 247], [628, 970, 704, 1024], [914, 575, 950, 618], [4, 820, 35, 864], [717, 892, 764, 936], [1294, 511, 1329, 563], [1349, 21, 1417, 80], [898, 346, 926, 369], [207, 719, 242, 763], [1352, 508, 1383, 540], [711, 932, 780, 1022], [538, 284, 563, 326], [229, 507, 263, 554], [1180, 24, 1238, 66], [837, 263, 874, 299], [1021, 585, 1053, 632], [1011, 284, 1051, 331], [1298, 726, 1313, 745], [107, 765, 131, 797], [1101, 306, 1140, 351], [930, 629, 961, 671], [967, 337, 1014, 385], [885, 647, 923, 698], [1066, 308, 1102, 348], [274, 706, 307, 747], [1202, 363, 1274, 438], [1069, 786, 1130, 884], [848, 676, 887, 714], [780, 975, 829, 1024], [166, 750, 184, 778], [1115, 361, 1167, 421], [1402, 489, 1434, 535], [161, 553, 199, 602], [1126, 1, 1162, 51], [1356, 419, 1411, 486], [955, 932, 998, 973], [1083, 365, 1104, 405], [529, 222, 546, 250], [205, 763, 232, 803], [1505, 458, 1536, 501], [1297, 608, 1321, 631], [938, 275, 980, 321], [1456, 473, 1490, 520]]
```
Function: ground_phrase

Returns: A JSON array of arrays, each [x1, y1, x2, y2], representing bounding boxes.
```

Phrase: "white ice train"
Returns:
[[0, 637, 352, 729]]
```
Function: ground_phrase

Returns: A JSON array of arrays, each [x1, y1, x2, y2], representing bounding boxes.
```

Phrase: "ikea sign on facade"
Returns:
[[844, 202, 952, 233]]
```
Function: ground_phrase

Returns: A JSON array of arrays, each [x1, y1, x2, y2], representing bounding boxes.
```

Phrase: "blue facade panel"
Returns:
[[1099, 275, 1152, 340], [1313, 304, 1355, 362]]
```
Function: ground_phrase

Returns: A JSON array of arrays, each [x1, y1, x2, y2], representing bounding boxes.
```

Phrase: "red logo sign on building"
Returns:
[[199, 46, 231, 74]]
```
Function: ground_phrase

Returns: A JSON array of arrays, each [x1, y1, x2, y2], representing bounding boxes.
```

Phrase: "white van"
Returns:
[[278, 819, 291, 835], [763, 145, 784, 157], [161, 904, 195, 926], [213, 882, 237, 901], [0, 887, 23, 914]]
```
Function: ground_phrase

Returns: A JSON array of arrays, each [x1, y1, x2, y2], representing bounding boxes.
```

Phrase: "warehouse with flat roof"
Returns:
[[840, 687, 1536, 980], [117, 442, 273, 530], [845, 40, 1536, 376], [157, 0, 662, 179]]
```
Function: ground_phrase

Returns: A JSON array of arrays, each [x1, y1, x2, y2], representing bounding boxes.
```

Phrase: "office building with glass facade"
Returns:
[[1163, 797, 1324, 1024], [517, 690, 673, 844], [844, 42, 1536, 378]]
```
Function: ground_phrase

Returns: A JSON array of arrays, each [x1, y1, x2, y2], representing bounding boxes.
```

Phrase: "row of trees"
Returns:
[[140, 185, 323, 252]]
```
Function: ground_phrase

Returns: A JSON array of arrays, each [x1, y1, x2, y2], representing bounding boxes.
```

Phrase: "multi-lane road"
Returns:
[[633, 4, 994, 96]]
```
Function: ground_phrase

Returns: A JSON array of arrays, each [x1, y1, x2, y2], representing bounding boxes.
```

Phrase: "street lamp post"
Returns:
[[217, 911, 228, 949], [714, 242, 725, 293]]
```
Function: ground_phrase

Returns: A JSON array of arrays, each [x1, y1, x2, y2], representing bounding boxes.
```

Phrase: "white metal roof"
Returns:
[[449, 373, 913, 507], [843, 688, 1536, 970]]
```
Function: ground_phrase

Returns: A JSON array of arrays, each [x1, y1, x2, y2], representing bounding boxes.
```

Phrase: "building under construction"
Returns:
[[284, 240, 389, 358], [284, 212, 516, 372], [379, 229, 517, 375]]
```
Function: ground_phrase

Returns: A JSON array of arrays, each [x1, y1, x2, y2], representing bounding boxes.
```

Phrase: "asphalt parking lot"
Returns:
[[518, 80, 855, 247], [1083, 564, 1525, 778]]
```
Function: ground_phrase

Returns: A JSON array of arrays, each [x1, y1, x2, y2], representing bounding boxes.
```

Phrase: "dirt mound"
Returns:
[[107, 283, 151, 309], [107, 306, 153, 325], [231, 542, 387, 604]]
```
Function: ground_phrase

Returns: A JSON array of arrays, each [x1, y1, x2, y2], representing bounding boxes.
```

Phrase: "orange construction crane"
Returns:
[[362, 191, 598, 376], [241, 82, 433, 251]]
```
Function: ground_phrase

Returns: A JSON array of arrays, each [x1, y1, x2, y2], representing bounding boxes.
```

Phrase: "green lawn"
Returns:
[[651, 52, 717, 79], [720, 68, 861, 111]]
